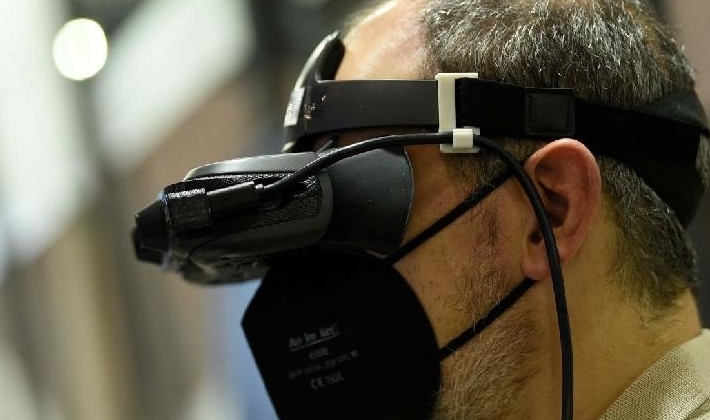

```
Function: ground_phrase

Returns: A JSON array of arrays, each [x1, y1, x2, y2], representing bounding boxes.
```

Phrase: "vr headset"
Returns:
[[132, 32, 708, 285]]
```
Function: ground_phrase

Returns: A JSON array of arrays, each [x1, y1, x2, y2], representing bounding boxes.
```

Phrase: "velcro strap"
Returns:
[[456, 78, 575, 136]]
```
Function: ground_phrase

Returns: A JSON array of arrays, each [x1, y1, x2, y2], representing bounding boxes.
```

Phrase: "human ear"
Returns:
[[520, 139, 602, 280]]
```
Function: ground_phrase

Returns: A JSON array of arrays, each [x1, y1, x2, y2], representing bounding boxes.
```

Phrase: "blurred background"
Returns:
[[0, 0, 707, 419]]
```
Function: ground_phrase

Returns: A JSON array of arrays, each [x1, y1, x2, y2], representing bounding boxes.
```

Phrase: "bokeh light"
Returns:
[[52, 18, 108, 81]]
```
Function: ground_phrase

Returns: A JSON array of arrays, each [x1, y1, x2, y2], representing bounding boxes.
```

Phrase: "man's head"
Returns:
[[334, 0, 707, 419]]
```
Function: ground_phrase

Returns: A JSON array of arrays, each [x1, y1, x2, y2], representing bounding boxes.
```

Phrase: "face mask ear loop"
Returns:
[[438, 278, 534, 359], [383, 168, 514, 265]]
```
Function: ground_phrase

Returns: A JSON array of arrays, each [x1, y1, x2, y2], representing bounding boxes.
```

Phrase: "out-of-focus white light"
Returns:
[[52, 18, 108, 81]]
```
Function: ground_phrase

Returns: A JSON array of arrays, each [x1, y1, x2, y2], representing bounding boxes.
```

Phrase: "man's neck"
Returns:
[[521, 278, 702, 420], [572, 289, 702, 420]]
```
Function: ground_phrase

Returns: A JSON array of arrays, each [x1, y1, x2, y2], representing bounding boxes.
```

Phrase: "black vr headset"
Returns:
[[132, 32, 709, 420], [133, 32, 708, 285]]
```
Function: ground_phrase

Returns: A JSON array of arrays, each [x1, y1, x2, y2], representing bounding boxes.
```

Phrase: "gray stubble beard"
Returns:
[[432, 304, 539, 420]]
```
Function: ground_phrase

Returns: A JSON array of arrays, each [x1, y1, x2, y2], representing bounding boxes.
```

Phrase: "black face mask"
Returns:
[[242, 169, 534, 420]]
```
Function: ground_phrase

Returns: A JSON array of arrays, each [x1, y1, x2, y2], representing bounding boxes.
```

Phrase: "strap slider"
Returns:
[[436, 73, 481, 153]]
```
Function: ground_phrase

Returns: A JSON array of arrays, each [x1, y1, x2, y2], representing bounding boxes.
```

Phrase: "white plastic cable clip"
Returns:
[[436, 73, 481, 153]]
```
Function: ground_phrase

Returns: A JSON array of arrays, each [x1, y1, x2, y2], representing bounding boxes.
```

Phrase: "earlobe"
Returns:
[[520, 139, 602, 281]]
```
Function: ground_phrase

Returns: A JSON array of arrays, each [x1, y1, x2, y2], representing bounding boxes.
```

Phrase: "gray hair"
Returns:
[[421, 0, 710, 316]]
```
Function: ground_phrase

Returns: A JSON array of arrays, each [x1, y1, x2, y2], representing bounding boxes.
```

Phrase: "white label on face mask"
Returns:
[[310, 370, 345, 390], [288, 322, 340, 352], [285, 322, 360, 390]]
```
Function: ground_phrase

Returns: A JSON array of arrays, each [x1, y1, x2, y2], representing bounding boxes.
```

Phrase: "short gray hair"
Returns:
[[421, 0, 710, 315]]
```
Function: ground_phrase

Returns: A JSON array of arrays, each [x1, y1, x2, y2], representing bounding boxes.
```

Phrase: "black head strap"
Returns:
[[455, 78, 709, 226], [283, 33, 709, 226]]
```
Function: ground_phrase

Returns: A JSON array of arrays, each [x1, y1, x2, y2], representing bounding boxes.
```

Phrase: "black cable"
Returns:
[[260, 132, 451, 200], [265, 131, 573, 419], [208, 130, 573, 419], [472, 135, 573, 420], [197, 133, 450, 220]]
